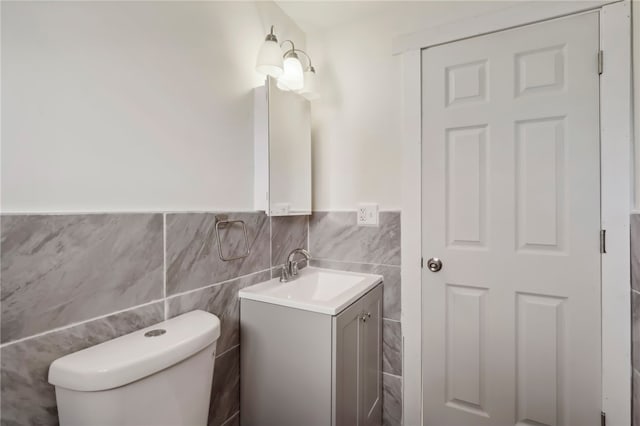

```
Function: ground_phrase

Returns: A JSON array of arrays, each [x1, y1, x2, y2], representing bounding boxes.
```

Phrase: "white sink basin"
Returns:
[[238, 267, 383, 315]]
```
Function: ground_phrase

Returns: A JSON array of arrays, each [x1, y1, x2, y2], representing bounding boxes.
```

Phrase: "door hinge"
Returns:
[[421, 257, 424, 268], [601, 411, 606, 426], [598, 50, 604, 75], [600, 229, 607, 254]]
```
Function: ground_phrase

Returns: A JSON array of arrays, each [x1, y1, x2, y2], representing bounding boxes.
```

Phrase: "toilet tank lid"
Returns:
[[48, 310, 220, 392]]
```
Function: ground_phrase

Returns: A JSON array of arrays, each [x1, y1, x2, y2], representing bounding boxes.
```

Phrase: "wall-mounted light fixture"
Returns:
[[295, 51, 319, 100], [255, 26, 318, 100], [255, 26, 284, 78]]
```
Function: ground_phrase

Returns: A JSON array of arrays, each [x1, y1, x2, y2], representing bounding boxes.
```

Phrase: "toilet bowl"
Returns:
[[48, 310, 221, 426]]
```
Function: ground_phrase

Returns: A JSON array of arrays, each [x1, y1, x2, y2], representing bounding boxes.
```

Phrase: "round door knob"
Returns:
[[427, 258, 443, 272]]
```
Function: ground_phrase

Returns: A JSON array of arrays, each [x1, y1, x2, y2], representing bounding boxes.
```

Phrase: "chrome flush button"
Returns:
[[144, 329, 166, 337]]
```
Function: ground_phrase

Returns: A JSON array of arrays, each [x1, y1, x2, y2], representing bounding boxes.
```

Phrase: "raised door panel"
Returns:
[[445, 284, 488, 417], [515, 117, 566, 253], [446, 60, 488, 107], [446, 125, 488, 249], [333, 298, 362, 426], [515, 45, 566, 97], [516, 293, 566, 426]]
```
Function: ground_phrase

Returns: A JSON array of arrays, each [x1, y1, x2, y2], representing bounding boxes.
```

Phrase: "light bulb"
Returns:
[[277, 52, 304, 91]]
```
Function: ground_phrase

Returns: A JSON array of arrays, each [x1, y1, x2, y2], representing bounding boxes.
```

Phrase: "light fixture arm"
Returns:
[[279, 40, 315, 72], [265, 25, 278, 42], [280, 39, 296, 55], [295, 49, 315, 72]]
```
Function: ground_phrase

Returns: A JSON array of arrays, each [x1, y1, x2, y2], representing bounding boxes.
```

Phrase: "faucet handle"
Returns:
[[279, 265, 290, 283]]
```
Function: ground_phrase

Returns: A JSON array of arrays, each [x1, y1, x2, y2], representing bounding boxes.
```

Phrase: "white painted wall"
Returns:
[[5, 0, 635, 212], [307, 0, 639, 211], [306, 1, 517, 211], [308, 20, 403, 211], [1, 1, 304, 213]]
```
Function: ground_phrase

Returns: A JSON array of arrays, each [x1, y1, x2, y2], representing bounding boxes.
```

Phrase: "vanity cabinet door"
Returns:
[[333, 284, 383, 426], [360, 285, 383, 426], [333, 298, 362, 426]]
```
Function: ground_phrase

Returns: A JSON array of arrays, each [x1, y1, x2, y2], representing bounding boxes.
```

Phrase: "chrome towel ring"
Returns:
[[214, 215, 251, 261]]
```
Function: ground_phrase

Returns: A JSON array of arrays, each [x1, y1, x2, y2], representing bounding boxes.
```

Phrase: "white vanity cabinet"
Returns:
[[240, 284, 382, 426]]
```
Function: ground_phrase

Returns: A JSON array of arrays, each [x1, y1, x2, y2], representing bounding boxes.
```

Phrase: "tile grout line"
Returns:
[[0, 209, 265, 216], [382, 369, 403, 378], [0, 298, 165, 348], [220, 411, 239, 426], [216, 343, 240, 360], [308, 209, 402, 213], [307, 214, 311, 254], [311, 257, 401, 268], [382, 371, 403, 380], [269, 215, 273, 272], [163, 213, 168, 320], [165, 267, 272, 300]]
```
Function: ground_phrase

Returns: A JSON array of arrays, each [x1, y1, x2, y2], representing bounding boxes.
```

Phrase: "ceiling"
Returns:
[[274, 1, 528, 34], [275, 1, 422, 33]]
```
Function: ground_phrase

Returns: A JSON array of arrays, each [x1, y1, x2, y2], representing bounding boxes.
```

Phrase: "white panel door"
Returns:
[[421, 12, 601, 426]]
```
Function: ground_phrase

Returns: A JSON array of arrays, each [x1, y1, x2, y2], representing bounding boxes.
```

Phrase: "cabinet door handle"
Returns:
[[360, 314, 367, 322]]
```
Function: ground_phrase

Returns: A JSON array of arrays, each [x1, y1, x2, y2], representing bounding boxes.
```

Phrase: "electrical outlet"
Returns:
[[357, 203, 379, 226]]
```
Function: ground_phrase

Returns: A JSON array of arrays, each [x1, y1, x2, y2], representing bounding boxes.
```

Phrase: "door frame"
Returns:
[[398, 1, 633, 425]]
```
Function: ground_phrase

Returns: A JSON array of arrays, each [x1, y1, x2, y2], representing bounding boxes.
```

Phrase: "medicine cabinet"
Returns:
[[254, 77, 311, 216]]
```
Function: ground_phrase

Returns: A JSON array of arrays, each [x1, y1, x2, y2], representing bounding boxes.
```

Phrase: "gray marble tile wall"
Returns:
[[1, 214, 164, 342], [309, 211, 402, 426], [0, 212, 307, 426], [632, 214, 640, 425]]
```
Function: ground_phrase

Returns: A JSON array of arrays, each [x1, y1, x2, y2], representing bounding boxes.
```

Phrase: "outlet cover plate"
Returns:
[[357, 203, 379, 226]]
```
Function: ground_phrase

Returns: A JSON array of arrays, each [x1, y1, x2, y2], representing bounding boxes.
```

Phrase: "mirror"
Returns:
[[254, 77, 311, 216]]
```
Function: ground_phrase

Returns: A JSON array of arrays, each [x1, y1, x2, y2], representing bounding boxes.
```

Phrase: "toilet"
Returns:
[[48, 310, 221, 426]]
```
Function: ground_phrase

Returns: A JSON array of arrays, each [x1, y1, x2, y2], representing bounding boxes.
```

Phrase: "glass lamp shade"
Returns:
[[277, 54, 304, 91], [256, 39, 283, 78], [298, 68, 319, 100]]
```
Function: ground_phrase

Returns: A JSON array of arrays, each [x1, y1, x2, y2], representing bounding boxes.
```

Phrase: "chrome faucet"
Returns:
[[280, 248, 311, 282]]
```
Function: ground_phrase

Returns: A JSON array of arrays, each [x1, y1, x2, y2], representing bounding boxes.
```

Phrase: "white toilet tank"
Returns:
[[48, 310, 221, 426]]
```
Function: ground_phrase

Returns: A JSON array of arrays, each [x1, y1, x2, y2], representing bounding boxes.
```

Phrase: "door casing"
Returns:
[[398, 1, 633, 425]]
